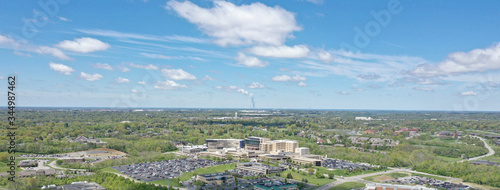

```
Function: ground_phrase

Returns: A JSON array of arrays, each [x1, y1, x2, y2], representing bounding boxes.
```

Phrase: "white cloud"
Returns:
[[161, 68, 197, 80], [131, 89, 139, 93], [203, 75, 215, 81], [0, 35, 71, 60], [235, 52, 269, 67], [298, 81, 307, 87], [413, 87, 434, 92], [59, 16, 70, 21], [128, 63, 158, 70], [460, 91, 477, 96], [306, 0, 324, 5], [316, 50, 334, 63], [56, 37, 110, 53], [271, 74, 306, 82], [80, 72, 103, 81], [352, 87, 365, 92], [140, 53, 175, 59], [336, 91, 350, 95], [116, 77, 130, 84], [13, 51, 32, 57], [49, 62, 75, 75], [297, 50, 425, 82], [77, 29, 207, 43], [154, 80, 187, 90], [35, 46, 71, 60], [166, 0, 300, 46], [138, 81, 146, 85], [248, 45, 309, 58], [117, 66, 130, 72], [248, 82, 265, 89], [93, 63, 113, 70], [410, 43, 500, 77], [218, 86, 253, 96]]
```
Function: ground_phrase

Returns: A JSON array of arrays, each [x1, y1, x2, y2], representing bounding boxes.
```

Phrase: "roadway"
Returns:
[[458, 136, 495, 162], [317, 167, 460, 190]]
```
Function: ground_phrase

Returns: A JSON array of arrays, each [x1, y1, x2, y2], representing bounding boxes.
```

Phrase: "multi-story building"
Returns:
[[206, 139, 243, 151], [236, 162, 286, 175], [259, 140, 298, 153], [244, 136, 270, 150], [254, 181, 298, 190], [196, 173, 235, 186], [295, 147, 309, 155], [291, 156, 322, 167]]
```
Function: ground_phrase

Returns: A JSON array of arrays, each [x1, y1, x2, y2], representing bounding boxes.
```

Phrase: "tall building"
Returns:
[[244, 136, 270, 150], [206, 139, 243, 151], [259, 140, 298, 153], [196, 173, 235, 186]]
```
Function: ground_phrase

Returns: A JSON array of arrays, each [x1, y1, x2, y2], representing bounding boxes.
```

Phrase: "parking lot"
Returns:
[[228, 168, 262, 177], [322, 158, 373, 171], [383, 176, 471, 190], [111, 158, 236, 182]]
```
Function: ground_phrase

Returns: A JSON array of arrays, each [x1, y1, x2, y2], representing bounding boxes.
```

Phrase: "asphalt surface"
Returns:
[[458, 136, 495, 162]]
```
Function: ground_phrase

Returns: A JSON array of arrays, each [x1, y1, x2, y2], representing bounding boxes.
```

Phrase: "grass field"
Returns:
[[329, 182, 366, 190], [314, 167, 388, 178], [177, 163, 236, 181], [150, 179, 182, 187], [363, 172, 408, 182], [436, 155, 463, 162], [409, 172, 447, 181], [281, 170, 334, 187], [100, 167, 121, 174]]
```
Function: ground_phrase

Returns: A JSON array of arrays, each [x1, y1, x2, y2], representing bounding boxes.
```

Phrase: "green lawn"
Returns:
[[436, 155, 463, 162], [177, 163, 236, 181], [314, 167, 389, 178], [329, 182, 366, 190], [281, 170, 335, 187], [100, 167, 121, 174], [363, 172, 408, 182], [150, 179, 182, 187], [409, 172, 447, 181]]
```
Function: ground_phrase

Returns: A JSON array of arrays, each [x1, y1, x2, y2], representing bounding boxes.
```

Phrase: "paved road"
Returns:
[[458, 136, 495, 162], [317, 167, 460, 190], [47, 160, 87, 171]]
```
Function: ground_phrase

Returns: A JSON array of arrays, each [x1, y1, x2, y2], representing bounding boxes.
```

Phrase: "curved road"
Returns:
[[458, 136, 495, 162], [318, 167, 461, 190], [320, 136, 495, 190]]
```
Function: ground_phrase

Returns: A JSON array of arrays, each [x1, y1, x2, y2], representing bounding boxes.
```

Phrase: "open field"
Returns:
[[281, 170, 335, 187], [177, 163, 236, 182], [329, 182, 366, 190]]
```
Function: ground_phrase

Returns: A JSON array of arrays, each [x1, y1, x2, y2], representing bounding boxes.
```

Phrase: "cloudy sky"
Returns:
[[1, 0, 500, 111]]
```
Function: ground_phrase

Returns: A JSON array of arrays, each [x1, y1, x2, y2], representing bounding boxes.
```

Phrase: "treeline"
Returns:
[[320, 145, 500, 187], [0, 172, 175, 190]]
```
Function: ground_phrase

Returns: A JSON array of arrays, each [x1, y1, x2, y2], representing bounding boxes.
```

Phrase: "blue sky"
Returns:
[[1, 0, 500, 111]]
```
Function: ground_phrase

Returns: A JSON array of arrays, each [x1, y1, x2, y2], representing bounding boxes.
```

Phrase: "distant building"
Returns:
[[260, 140, 298, 153], [236, 162, 286, 175], [469, 160, 498, 166], [57, 181, 106, 190], [63, 158, 86, 163], [295, 147, 309, 155], [18, 160, 38, 167], [196, 173, 235, 186], [181, 145, 207, 154], [254, 181, 298, 190], [355, 117, 372, 121], [363, 130, 376, 134], [206, 139, 244, 151], [365, 183, 435, 190], [291, 156, 322, 167], [244, 136, 270, 150]]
